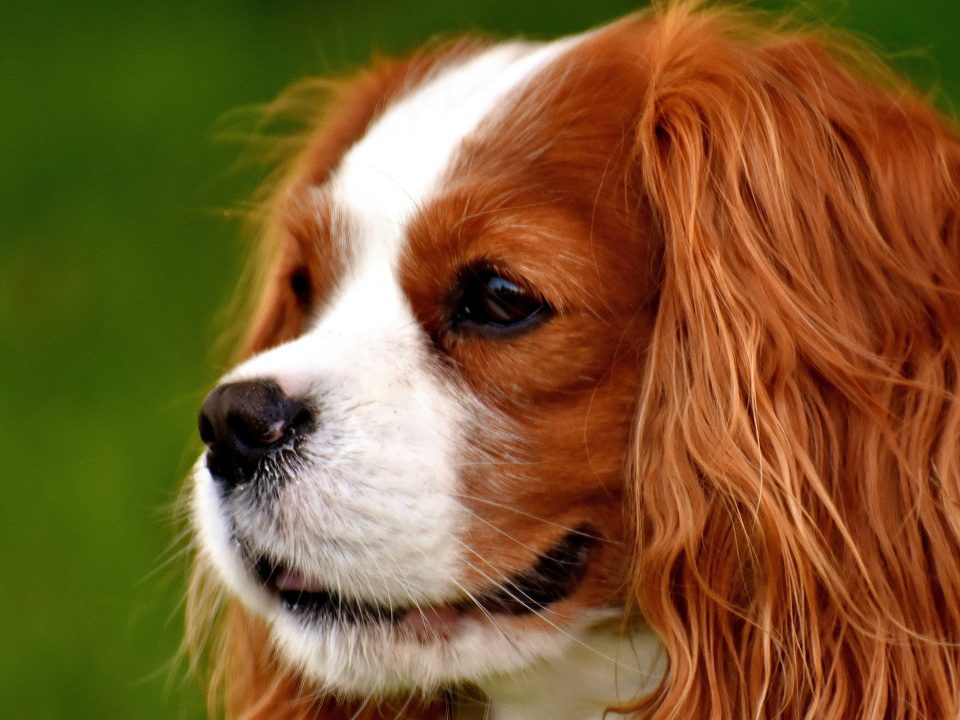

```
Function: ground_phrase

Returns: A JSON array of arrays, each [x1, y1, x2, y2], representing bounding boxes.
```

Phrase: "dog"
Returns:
[[187, 3, 960, 718]]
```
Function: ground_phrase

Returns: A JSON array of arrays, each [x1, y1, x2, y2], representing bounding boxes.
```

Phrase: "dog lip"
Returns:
[[247, 525, 598, 627], [272, 567, 326, 594], [254, 555, 405, 623], [253, 557, 327, 595], [472, 525, 597, 614]]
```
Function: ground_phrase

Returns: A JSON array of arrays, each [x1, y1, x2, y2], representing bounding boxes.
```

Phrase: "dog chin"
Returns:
[[269, 603, 588, 695], [192, 461, 605, 694]]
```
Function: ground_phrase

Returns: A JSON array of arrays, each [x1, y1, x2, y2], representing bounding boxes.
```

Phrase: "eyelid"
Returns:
[[446, 261, 554, 338], [464, 261, 541, 300]]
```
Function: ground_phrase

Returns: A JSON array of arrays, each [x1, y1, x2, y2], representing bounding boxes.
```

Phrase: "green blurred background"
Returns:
[[1, 1, 957, 718]]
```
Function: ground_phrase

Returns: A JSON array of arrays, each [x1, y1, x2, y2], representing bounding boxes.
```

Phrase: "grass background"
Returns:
[[1, 1, 957, 718]]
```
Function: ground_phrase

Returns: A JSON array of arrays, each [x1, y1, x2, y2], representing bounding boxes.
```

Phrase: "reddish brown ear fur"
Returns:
[[190, 4, 960, 719], [629, 7, 960, 720]]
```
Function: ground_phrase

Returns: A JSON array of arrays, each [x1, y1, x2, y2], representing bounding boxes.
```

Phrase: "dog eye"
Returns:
[[289, 268, 313, 309], [451, 267, 551, 335]]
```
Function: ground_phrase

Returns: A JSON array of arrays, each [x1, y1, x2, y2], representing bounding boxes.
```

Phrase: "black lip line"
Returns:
[[469, 525, 597, 614], [253, 557, 397, 623], [249, 525, 598, 624]]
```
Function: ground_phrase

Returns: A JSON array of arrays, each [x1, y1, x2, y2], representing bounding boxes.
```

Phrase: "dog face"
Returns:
[[193, 31, 660, 694], [189, 6, 960, 719]]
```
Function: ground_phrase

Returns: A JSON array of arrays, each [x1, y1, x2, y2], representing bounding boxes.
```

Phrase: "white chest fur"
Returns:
[[456, 621, 665, 720]]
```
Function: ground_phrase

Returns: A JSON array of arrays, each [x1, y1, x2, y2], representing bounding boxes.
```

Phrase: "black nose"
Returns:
[[198, 380, 312, 487]]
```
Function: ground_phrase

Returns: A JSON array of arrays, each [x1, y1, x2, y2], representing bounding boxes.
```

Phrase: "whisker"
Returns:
[[347, 700, 369, 720], [400, 542, 523, 655], [451, 537, 578, 622], [452, 493, 617, 544], [391, 688, 417, 720], [451, 538, 648, 675], [140, 529, 196, 585]]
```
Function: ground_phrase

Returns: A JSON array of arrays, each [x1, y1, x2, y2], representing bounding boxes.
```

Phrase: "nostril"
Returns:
[[259, 419, 288, 446], [226, 408, 296, 450], [290, 404, 313, 436], [197, 380, 313, 488]]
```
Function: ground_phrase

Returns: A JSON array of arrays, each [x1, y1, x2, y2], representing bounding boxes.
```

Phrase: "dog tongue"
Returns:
[[273, 568, 325, 593], [399, 603, 461, 641]]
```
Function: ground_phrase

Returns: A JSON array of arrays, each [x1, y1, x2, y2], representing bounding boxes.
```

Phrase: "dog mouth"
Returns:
[[250, 526, 597, 633]]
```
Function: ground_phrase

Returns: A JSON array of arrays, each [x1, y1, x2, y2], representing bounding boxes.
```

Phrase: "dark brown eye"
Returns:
[[289, 268, 313, 309], [451, 266, 551, 336]]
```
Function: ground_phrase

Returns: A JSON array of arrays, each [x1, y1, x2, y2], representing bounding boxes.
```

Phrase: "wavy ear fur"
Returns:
[[190, 5, 960, 719], [629, 7, 960, 719]]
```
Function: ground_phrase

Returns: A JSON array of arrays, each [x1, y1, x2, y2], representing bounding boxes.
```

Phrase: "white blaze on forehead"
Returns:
[[196, 32, 617, 694], [204, 43, 600, 610], [331, 37, 581, 260]]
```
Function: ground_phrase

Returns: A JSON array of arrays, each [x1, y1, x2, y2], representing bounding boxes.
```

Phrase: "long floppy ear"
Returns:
[[188, 42, 484, 720], [628, 8, 960, 719]]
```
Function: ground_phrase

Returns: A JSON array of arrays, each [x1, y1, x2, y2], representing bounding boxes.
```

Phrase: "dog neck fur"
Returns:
[[459, 622, 665, 720]]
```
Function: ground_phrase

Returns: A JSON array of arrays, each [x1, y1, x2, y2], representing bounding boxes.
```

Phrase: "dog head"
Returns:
[[188, 5, 960, 719]]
